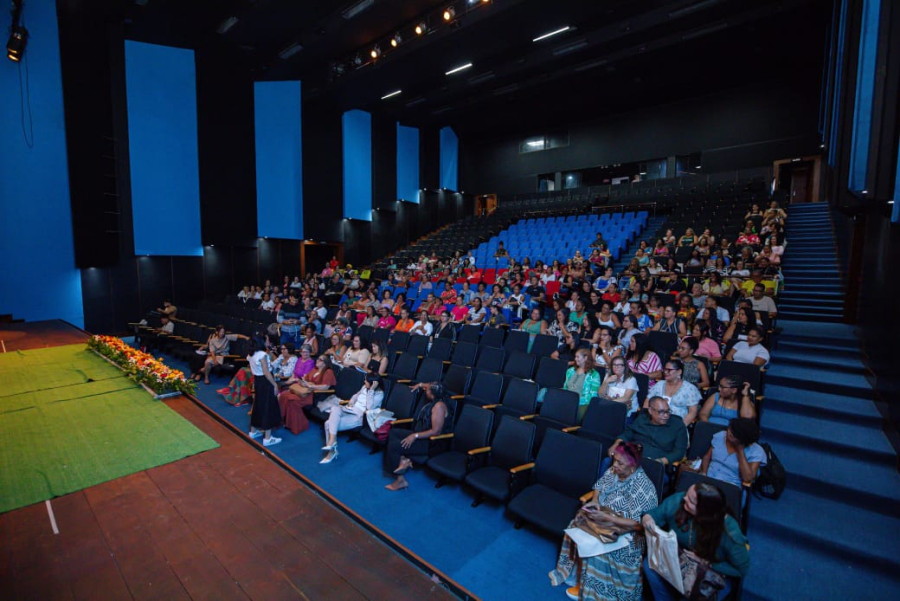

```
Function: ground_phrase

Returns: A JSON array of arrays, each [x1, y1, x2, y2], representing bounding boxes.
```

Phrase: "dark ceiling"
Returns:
[[108, 0, 831, 138]]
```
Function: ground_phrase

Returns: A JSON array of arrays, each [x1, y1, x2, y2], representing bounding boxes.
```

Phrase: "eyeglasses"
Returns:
[[663, 367, 679, 372], [651, 407, 671, 415]]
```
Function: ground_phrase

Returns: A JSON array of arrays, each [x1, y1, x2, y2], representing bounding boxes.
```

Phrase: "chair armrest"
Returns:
[[519, 414, 536, 421], [318, 389, 335, 395], [443, 361, 452, 365], [397, 379, 412, 384], [579, 491, 594, 504], [561, 426, 581, 433], [430, 433, 454, 441], [509, 462, 535, 474], [339, 399, 350, 405], [481, 404, 500, 410], [392, 418, 415, 425], [468, 446, 492, 456], [451, 395, 465, 400]]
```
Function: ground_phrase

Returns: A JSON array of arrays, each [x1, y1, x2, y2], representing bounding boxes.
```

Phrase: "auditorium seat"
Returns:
[[427, 405, 494, 487], [465, 416, 536, 507]]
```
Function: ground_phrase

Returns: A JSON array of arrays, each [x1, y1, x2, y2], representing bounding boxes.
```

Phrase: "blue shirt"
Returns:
[[707, 431, 767, 488], [278, 305, 305, 334]]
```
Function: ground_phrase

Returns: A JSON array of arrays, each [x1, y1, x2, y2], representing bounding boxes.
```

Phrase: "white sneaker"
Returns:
[[248, 430, 262, 439], [263, 436, 281, 447]]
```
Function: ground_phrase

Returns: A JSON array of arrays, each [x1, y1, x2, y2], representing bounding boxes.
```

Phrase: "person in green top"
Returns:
[[641, 483, 750, 600], [564, 349, 602, 421]]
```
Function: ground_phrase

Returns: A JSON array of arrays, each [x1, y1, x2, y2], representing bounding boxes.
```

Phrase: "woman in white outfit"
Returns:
[[319, 373, 384, 464]]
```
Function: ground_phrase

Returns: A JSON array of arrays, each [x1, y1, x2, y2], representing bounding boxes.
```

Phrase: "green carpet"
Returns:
[[0, 344, 219, 514]]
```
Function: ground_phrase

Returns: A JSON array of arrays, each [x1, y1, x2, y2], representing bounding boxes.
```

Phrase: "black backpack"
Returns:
[[753, 442, 786, 499]]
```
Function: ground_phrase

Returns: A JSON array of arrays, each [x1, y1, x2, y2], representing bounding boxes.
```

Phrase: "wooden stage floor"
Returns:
[[0, 322, 459, 600]]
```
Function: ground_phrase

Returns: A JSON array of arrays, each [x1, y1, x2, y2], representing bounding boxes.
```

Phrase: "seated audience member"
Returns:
[[641, 483, 750, 600], [549, 441, 659, 601], [609, 397, 688, 466], [366, 340, 389, 376], [194, 326, 248, 385], [380, 289, 395, 310], [299, 325, 319, 356], [391, 293, 408, 316], [594, 267, 617, 293], [393, 307, 415, 333], [704, 295, 730, 323], [592, 326, 623, 371], [678, 228, 697, 247], [270, 343, 298, 382], [458, 281, 476, 305], [596, 357, 640, 416], [410, 310, 434, 337], [440, 282, 457, 305], [739, 269, 770, 297], [691, 321, 722, 361], [658, 272, 686, 294], [260, 293, 276, 311], [589, 231, 607, 248], [748, 283, 778, 319], [519, 307, 548, 351], [385, 382, 454, 491], [377, 306, 397, 330], [626, 333, 664, 387], [450, 296, 470, 322], [564, 349, 603, 421], [726, 327, 770, 367], [723, 306, 757, 344], [602, 282, 622, 305], [615, 315, 639, 356], [653, 305, 687, 338], [645, 359, 702, 425], [157, 299, 178, 318], [699, 417, 766, 488], [596, 300, 622, 329], [433, 310, 457, 340], [486, 303, 508, 328], [318, 373, 384, 464], [699, 375, 756, 425], [736, 226, 760, 247], [278, 356, 337, 435], [361, 305, 379, 328], [341, 335, 371, 369], [466, 297, 487, 325], [322, 333, 348, 364], [549, 309, 580, 362], [674, 337, 711, 389]]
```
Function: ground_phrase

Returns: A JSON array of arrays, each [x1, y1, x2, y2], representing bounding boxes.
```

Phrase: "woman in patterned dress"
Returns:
[[549, 441, 659, 600]]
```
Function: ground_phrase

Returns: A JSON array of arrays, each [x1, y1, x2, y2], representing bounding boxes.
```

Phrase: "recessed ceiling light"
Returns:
[[532, 26, 570, 42], [415, 21, 427, 35], [370, 45, 381, 59], [445, 62, 473, 75], [443, 7, 456, 21], [381, 90, 402, 99], [390, 32, 402, 48]]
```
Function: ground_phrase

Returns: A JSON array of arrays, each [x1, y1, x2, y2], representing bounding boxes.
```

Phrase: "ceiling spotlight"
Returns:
[[6, 25, 27, 62], [390, 32, 402, 48], [370, 45, 381, 59], [352, 54, 363, 67], [445, 62, 473, 75], [415, 21, 427, 35], [443, 7, 456, 21]]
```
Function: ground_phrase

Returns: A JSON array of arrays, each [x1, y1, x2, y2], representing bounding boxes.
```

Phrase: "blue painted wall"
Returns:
[[342, 110, 373, 221], [125, 41, 203, 256], [0, 1, 83, 326], [255, 81, 303, 238], [396, 123, 420, 203], [440, 126, 459, 191], [848, 0, 881, 191]]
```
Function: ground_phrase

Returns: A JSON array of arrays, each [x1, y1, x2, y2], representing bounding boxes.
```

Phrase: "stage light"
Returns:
[[390, 32, 402, 48], [415, 21, 427, 35], [6, 25, 27, 62], [445, 62, 472, 75], [443, 7, 456, 21], [370, 45, 381, 59]]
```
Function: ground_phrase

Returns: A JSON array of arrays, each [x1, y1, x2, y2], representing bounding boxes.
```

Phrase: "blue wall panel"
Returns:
[[440, 126, 459, 191], [255, 81, 303, 238], [396, 123, 420, 203], [848, 0, 881, 191], [342, 110, 373, 221], [125, 41, 203, 256], [0, 1, 84, 326]]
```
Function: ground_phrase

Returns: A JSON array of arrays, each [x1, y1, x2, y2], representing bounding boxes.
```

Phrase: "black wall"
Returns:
[[461, 74, 822, 196]]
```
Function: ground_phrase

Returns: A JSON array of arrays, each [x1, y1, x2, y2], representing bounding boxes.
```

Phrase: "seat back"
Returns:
[[534, 429, 603, 498], [634, 372, 650, 406], [503, 351, 536, 380], [387, 331, 410, 354], [675, 471, 743, 521], [467, 371, 504, 403], [442, 364, 471, 396], [490, 416, 536, 469], [640, 457, 666, 503], [648, 331, 678, 361], [427, 337, 454, 361], [335, 367, 365, 400], [534, 357, 568, 389], [357, 325, 374, 345], [480, 327, 505, 348], [452, 405, 494, 452], [475, 346, 505, 373], [539, 388, 580, 425], [717, 361, 763, 392], [415, 357, 445, 383], [451, 341, 478, 367], [390, 352, 420, 380], [501, 378, 539, 412], [504, 330, 530, 353], [689, 421, 727, 460], [458, 324, 482, 344], [579, 398, 628, 441], [406, 335, 429, 357], [383, 385, 421, 420], [531, 334, 559, 357]]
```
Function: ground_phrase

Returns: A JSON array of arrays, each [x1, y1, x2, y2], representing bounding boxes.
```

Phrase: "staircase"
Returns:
[[610, 215, 668, 273], [777, 203, 844, 322], [741, 322, 900, 598]]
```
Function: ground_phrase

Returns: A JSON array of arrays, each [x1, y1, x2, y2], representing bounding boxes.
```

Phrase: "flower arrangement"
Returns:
[[88, 335, 196, 397]]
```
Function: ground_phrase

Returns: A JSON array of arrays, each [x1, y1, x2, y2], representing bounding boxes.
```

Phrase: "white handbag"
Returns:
[[645, 522, 685, 594]]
